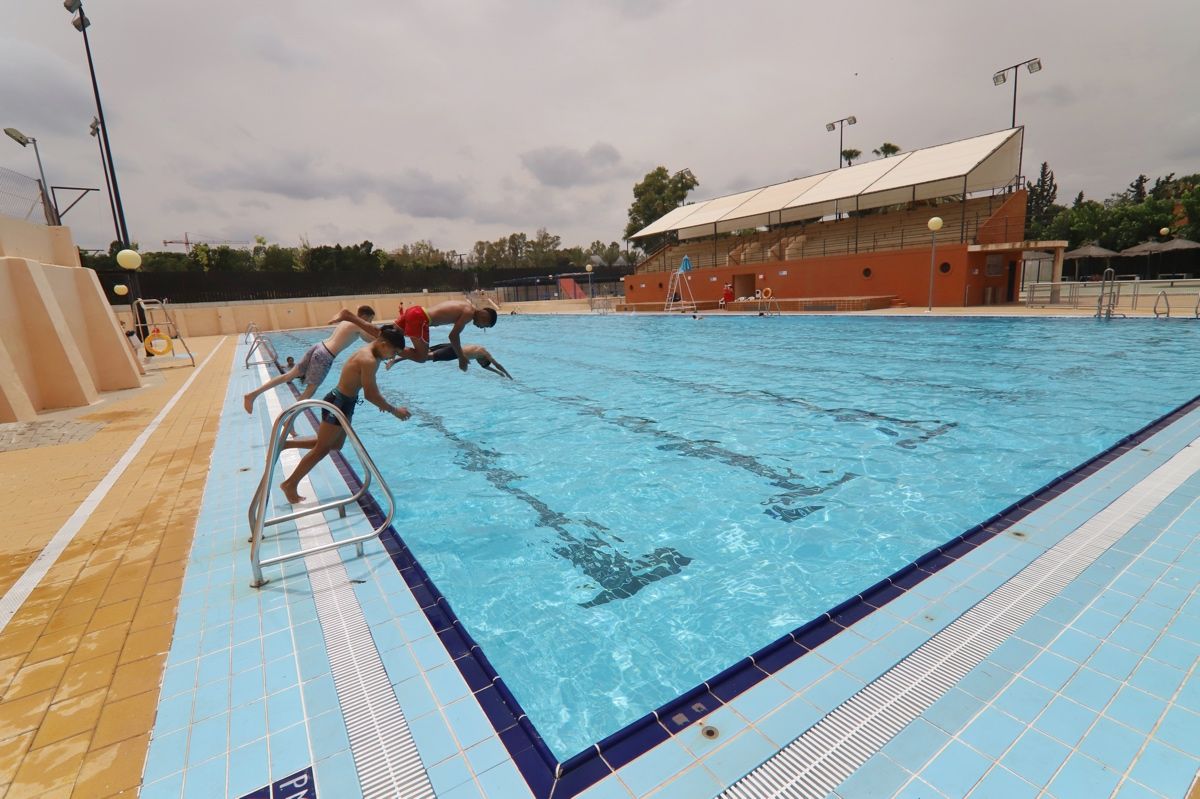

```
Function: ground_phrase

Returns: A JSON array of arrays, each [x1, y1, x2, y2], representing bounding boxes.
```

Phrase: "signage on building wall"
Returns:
[[237, 767, 316, 799]]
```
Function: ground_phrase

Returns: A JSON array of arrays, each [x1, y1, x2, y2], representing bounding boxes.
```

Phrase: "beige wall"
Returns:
[[0, 218, 142, 422]]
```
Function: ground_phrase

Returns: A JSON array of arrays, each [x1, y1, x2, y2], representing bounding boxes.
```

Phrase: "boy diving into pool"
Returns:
[[244, 305, 379, 414], [428, 343, 512, 379], [331, 297, 498, 372], [279, 327, 410, 504]]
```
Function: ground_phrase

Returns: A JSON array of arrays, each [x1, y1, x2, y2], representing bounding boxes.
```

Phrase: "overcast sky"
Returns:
[[4, 0, 1198, 254]]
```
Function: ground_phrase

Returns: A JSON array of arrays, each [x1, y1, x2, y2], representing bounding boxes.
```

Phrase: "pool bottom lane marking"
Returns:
[[258, 363, 435, 799], [0, 337, 227, 633], [721, 431, 1200, 799]]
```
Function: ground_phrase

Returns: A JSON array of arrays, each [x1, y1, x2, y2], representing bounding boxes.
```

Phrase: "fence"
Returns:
[[0, 166, 46, 224], [1024, 278, 1200, 313]]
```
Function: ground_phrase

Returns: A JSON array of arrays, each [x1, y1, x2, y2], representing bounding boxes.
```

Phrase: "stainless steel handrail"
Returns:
[[1154, 290, 1170, 318], [248, 399, 396, 588], [244, 333, 279, 368], [1194, 293, 1200, 319], [243, 322, 260, 343], [134, 298, 197, 367]]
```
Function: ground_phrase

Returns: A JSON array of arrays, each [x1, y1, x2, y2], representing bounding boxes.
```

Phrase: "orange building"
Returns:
[[626, 128, 1065, 310]]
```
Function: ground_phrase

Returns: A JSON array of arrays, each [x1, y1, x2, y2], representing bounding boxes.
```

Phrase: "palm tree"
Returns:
[[841, 148, 862, 167], [873, 142, 901, 158]]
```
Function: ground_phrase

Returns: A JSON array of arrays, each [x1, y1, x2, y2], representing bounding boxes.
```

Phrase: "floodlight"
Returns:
[[63, 0, 82, 12], [993, 71, 1007, 86], [72, 12, 90, 30], [4, 127, 31, 147], [89, 118, 100, 137], [1026, 58, 1042, 74], [826, 122, 836, 132], [847, 116, 857, 125]]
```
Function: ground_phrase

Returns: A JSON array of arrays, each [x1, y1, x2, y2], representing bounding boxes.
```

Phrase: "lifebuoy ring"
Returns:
[[145, 331, 173, 356], [761, 287, 773, 299]]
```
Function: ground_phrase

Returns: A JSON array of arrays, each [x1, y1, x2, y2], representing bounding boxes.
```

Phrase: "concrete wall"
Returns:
[[0, 217, 142, 422]]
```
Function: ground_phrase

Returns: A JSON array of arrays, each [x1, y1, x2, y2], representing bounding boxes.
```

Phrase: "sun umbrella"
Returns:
[[1155, 237, 1200, 252], [1120, 240, 1160, 256], [1065, 242, 1118, 281]]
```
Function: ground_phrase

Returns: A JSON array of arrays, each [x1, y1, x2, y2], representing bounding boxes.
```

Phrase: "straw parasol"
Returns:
[[1064, 242, 1118, 281]]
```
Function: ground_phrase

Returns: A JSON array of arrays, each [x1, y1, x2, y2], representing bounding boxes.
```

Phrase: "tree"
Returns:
[[624, 166, 699, 251], [841, 148, 862, 166], [1025, 161, 1060, 239], [872, 142, 900, 158], [1127, 174, 1148, 203], [1072, 191, 1085, 208]]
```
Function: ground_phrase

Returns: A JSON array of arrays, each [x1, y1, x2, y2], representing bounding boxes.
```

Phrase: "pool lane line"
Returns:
[[0, 336, 228, 634]]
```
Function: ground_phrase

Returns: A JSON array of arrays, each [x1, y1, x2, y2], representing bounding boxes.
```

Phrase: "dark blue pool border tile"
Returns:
[[280, 349, 1200, 799]]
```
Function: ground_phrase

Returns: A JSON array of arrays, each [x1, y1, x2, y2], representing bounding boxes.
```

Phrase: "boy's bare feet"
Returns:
[[280, 481, 306, 503], [243, 393, 255, 414]]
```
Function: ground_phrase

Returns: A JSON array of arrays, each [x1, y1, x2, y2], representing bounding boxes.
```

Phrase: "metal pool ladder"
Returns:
[[135, 298, 196, 366], [245, 332, 279, 369], [243, 321, 260, 343], [1154, 290, 1171, 319], [1094, 268, 1126, 319], [247, 399, 397, 588]]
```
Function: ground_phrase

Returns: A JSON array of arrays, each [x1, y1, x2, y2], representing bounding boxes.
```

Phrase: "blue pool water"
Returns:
[[271, 315, 1200, 757]]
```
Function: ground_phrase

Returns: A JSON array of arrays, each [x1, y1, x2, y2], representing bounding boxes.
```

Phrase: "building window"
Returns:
[[939, 262, 951, 274], [862, 267, 872, 278]]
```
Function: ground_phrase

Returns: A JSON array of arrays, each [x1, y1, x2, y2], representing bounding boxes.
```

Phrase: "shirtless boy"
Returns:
[[243, 305, 378, 413], [332, 298, 497, 371], [279, 328, 410, 503], [427, 343, 512, 379]]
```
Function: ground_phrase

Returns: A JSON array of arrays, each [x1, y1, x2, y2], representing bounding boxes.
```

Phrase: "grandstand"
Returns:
[[626, 128, 1065, 309]]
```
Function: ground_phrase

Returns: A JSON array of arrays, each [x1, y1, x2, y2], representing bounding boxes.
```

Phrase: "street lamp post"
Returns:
[[89, 117, 120, 245], [585, 263, 594, 300], [825, 116, 857, 169], [3, 128, 60, 225], [927, 216, 943, 312], [992, 58, 1042, 129]]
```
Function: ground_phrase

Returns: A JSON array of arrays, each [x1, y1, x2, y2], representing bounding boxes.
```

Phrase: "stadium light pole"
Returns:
[[992, 58, 1042, 130], [4, 128, 60, 225], [585, 263, 594, 299], [926, 216, 943, 312], [826, 116, 857, 168], [89, 117, 120, 245]]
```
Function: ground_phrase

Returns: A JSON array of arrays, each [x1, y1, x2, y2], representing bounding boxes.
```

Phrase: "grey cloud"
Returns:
[[0, 39, 95, 137], [1023, 84, 1078, 108], [521, 143, 626, 188], [234, 18, 322, 68]]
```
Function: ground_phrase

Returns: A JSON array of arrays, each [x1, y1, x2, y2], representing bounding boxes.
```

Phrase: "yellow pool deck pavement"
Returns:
[[0, 335, 232, 799]]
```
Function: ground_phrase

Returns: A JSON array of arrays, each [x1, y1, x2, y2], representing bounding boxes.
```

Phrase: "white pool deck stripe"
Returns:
[[720, 432, 1200, 799], [258, 363, 435, 799], [0, 337, 228, 634]]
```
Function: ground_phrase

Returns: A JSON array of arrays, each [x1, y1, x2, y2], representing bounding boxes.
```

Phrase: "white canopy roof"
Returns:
[[633, 128, 1023, 240]]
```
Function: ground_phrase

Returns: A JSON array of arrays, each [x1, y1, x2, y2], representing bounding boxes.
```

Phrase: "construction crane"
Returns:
[[162, 232, 249, 252]]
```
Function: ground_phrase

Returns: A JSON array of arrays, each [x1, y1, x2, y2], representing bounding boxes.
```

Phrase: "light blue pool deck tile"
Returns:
[[879, 718, 951, 772], [729, 675, 794, 723], [956, 662, 1014, 703], [987, 637, 1039, 673], [143, 727, 189, 785], [575, 774, 636, 798], [231, 639, 262, 674], [1128, 739, 1200, 799], [464, 735, 509, 776], [1046, 752, 1121, 799], [1061, 666, 1120, 712], [295, 643, 331, 683], [1106, 684, 1169, 735], [644, 763, 723, 799], [379, 644, 422, 685], [1128, 657, 1186, 701], [1130, 599, 1176, 629], [476, 760, 534, 799], [140, 772, 184, 799], [699, 728, 777, 787], [309, 709, 352, 761], [268, 720, 313, 779], [802, 669, 865, 714], [262, 629, 296, 664], [199, 624, 231, 656], [811, 629, 871, 664], [264, 652, 300, 696], [441, 779, 485, 799], [774, 652, 837, 694], [411, 632, 453, 671], [1013, 614, 1061, 648], [181, 755, 227, 799], [165, 632, 202, 666], [1115, 779, 1168, 799], [616, 737, 697, 798], [267, 685, 305, 733], [918, 740, 991, 799], [994, 677, 1054, 724], [195, 649, 229, 688], [186, 712, 228, 767], [842, 641, 906, 683], [835, 753, 910, 799], [292, 619, 326, 653], [892, 776, 948, 799], [967, 765, 1039, 799], [393, 673, 439, 719], [314, 749, 363, 799], [675, 706, 748, 761], [159, 660, 198, 701], [443, 694, 494, 750], [1034, 696, 1096, 747], [191, 677, 229, 722], [1154, 705, 1200, 758], [369, 619, 407, 655], [426, 662, 471, 707], [227, 738, 270, 799], [409, 709, 461, 768], [1149, 633, 1200, 671], [1047, 627, 1101, 664], [923, 687, 983, 736], [1000, 729, 1071, 788], [1086, 641, 1141, 681], [958, 706, 1025, 760], [231, 664, 264, 709], [1078, 717, 1145, 774], [229, 698, 268, 750], [427, 753, 475, 795]]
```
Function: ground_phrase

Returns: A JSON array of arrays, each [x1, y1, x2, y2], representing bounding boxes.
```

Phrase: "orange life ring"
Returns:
[[144, 331, 173, 356], [761, 287, 773, 299]]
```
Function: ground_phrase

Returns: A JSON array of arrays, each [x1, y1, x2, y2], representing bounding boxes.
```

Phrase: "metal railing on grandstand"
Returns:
[[247, 399, 396, 588], [0, 166, 50, 224]]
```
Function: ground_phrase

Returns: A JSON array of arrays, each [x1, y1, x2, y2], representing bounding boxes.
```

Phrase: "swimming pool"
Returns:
[[271, 315, 1200, 758]]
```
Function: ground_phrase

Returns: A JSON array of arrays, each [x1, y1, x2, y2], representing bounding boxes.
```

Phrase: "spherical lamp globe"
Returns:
[[113, 284, 129, 296], [1160, 227, 1170, 237], [927, 216, 944, 232], [116, 249, 142, 270], [585, 263, 593, 273]]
